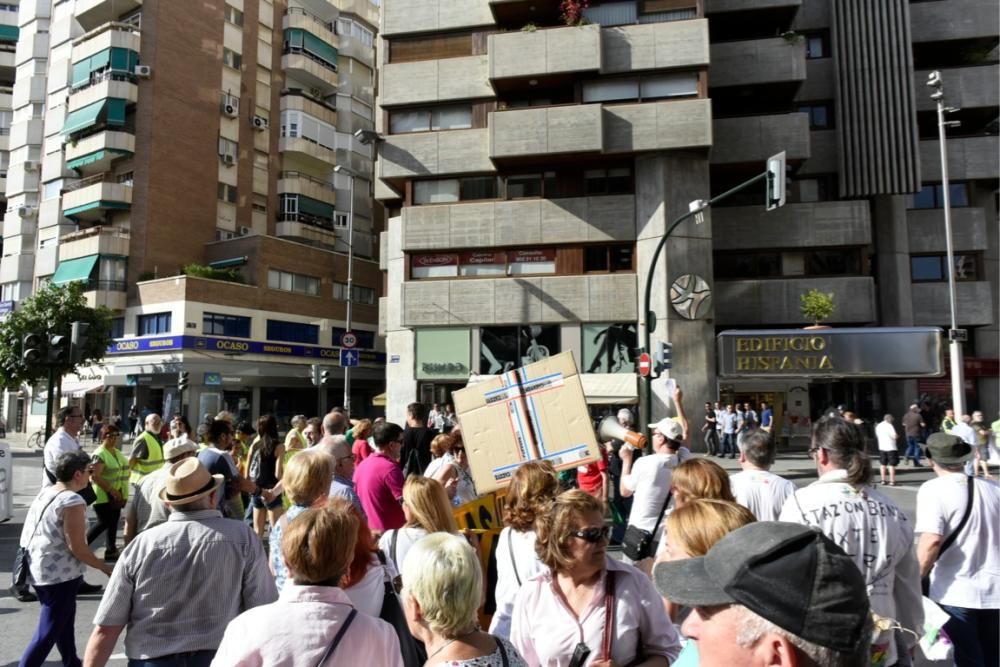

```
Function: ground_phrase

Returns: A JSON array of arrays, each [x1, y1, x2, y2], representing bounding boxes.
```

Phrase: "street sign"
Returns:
[[340, 349, 359, 367], [341, 332, 358, 348], [638, 352, 651, 377], [948, 328, 967, 342]]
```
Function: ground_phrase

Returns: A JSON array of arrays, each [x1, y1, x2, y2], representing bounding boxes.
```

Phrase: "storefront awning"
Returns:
[[581, 373, 638, 405], [51, 255, 99, 286], [372, 392, 386, 407], [61, 378, 105, 398]]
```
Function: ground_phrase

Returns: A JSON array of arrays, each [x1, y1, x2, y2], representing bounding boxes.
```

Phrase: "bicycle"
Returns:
[[27, 430, 45, 450]]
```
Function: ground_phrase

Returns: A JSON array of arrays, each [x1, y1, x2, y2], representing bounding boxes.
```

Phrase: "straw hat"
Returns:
[[158, 458, 223, 505]]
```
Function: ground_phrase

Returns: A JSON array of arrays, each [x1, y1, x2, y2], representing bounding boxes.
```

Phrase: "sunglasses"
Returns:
[[571, 526, 610, 544]]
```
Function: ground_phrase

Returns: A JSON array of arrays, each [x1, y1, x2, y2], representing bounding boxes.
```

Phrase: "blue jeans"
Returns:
[[940, 605, 998, 667], [19, 576, 82, 667], [721, 433, 737, 457], [127, 651, 215, 667], [904, 436, 923, 464]]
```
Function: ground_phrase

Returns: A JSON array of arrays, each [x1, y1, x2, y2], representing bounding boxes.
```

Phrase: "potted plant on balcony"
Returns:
[[560, 0, 589, 26], [800, 288, 835, 329]]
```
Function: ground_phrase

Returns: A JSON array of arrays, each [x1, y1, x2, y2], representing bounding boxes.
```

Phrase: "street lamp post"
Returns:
[[334, 165, 357, 416], [926, 70, 965, 416]]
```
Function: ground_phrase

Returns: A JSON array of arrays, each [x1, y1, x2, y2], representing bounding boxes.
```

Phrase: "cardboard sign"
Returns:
[[454, 351, 599, 493]]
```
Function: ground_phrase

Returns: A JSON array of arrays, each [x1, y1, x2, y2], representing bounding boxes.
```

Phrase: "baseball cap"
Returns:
[[652, 522, 869, 653], [647, 417, 683, 441], [925, 432, 973, 466]]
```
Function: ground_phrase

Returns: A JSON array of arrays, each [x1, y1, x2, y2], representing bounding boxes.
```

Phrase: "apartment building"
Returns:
[[1, 0, 384, 431], [375, 0, 998, 432]]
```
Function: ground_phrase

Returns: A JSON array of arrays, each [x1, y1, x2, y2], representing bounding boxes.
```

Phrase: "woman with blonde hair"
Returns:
[[654, 457, 735, 560], [269, 449, 333, 592], [489, 460, 560, 639], [403, 533, 528, 666], [378, 475, 458, 576], [431, 429, 478, 507], [511, 490, 681, 666], [214, 499, 403, 666], [423, 433, 453, 480]]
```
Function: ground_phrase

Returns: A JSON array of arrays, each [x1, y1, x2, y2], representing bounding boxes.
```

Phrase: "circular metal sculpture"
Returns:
[[670, 274, 712, 320]]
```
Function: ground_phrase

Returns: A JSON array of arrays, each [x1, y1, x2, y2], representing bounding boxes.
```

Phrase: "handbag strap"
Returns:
[[936, 475, 975, 562], [26, 489, 69, 547], [390, 529, 400, 570], [648, 489, 672, 548], [494, 635, 510, 667], [507, 528, 521, 586], [315, 608, 357, 667], [602, 570, 616, 661]]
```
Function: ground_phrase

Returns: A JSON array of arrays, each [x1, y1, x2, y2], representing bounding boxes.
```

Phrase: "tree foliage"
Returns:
[[0, 282, 114, 388], [799, 288, 835, 325], [182, 263, 244, 284]]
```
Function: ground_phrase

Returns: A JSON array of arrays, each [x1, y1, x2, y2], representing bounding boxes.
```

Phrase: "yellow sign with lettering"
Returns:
[[734, 335, 834, 372]]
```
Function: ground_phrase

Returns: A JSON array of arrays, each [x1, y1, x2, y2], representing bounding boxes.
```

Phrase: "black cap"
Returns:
[[925, 432, 973, 465], [653, 522, 869, 653]]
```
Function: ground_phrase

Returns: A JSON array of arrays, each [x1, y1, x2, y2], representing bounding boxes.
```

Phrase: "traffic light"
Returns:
[[320, 369, 330, 386], [47, 335, 69, 364], [178, 371, 190, 392], [654, 340, 673, 375], [310, 364, 320, 387], [765, 151, 787, 211], [22, 333, 43, 364], [70, 321, 90, 364]]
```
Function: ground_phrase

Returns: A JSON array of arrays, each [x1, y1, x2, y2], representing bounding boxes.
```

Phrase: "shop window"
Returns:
[[906, 182, 969, 209], [266, 319, 319, 344], [137, 312, 171, 335], [411, 254, 460, 279], [459, 251, 506, 277], [582, 323, 638, 373], [507, 249, 556, 275], [910, 254, 980, 282], [480, 325, 561, 374], [203, 312, 251, 338]]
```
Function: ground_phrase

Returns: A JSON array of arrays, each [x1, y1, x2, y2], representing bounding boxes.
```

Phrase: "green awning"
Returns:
[[51, 255, 98, 286], [71, 48, 138, 88], [284, 28, 338, 70], [297, 195, 334, 218], [106, 98, 127, 126], [63, 101, 107, 136], [208, 256, 248, 269], [63, 200, 131, 218], [0, 25, 18, 42], [65, 148, 133, 171]]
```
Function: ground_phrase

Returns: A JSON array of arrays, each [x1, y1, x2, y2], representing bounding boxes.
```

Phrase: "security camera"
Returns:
[[926, 71, 942, 88]]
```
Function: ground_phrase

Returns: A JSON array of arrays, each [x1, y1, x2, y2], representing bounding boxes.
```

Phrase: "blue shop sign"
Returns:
[[108, 335, 386, 364]]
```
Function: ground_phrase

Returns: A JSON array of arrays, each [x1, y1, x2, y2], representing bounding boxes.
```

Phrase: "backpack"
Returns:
[[247, 446, 262, 484]]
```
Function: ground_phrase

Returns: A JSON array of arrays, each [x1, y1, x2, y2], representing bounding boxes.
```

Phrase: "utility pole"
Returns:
[[334, 164, 360, 416]]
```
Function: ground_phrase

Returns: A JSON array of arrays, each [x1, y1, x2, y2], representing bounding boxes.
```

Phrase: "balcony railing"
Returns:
[[60, 225, 131, 243], [63, 171, 114, 192], [83, 279, 127, 292], [283, 46, 338, 73], [285, 6, 335, 32], [277, 211, 337, 231], [278, 171, 337, 192], [70, 69, 136, 94]]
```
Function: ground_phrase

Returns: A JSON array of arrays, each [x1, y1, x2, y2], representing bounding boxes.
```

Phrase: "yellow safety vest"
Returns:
[[92, 446, 130, 505], [130, 431, 164, 483]]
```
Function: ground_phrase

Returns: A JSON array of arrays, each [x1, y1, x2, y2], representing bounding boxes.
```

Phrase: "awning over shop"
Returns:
[[372, 392, 386, 407], [61, 379, 105, 398], [51, 255, 98, 286], [581, 373, 638, 405]]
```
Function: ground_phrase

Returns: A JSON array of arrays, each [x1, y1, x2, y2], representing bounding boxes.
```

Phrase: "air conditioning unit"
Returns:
[[23, 161, 39, 171], [221, 154, 236, 166], [238, 225, 252, 236], [18, 206, 36, 217], [134, 65, 152, 78], [223, 102, 239, 118], [309, 88, 322, 98], [252, 115, 269, 131]]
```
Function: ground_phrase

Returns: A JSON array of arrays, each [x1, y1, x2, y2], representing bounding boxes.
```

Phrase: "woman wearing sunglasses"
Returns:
[[510, 490, 681, 667]]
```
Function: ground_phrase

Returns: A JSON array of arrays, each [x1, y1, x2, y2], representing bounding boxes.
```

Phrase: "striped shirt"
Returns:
[[94, 509, 277, 659]]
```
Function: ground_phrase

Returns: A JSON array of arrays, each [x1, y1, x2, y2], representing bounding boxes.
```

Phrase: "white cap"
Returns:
[[648, 417, 684, 441]]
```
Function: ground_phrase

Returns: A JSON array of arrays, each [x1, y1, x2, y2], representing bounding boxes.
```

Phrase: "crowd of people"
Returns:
[[10, 393, 1000, 667]]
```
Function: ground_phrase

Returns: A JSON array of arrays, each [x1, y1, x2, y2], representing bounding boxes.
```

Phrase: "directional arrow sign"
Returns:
[[340, 349, 359, 368]]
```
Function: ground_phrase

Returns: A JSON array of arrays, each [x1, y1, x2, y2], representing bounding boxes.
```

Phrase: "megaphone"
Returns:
[[598, 416, 647, 451]]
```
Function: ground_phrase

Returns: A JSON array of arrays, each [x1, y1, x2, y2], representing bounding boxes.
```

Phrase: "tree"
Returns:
[[799, 288, 835, 326], [0, 282, 114, 388]]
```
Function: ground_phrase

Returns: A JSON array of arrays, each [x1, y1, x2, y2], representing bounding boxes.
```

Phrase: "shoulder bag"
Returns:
[[375, 550, 428, 667], [922, 475, 975, 595], [12, 490, 68, 588], [314, 608, 356, 667], [622, 490, 672, 561]]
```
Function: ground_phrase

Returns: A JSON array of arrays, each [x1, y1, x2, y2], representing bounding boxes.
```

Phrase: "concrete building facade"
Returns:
[[1, 0, 384, 432], [375, 0, 998, 432]]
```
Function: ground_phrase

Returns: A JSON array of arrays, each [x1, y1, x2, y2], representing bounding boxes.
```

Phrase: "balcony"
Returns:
[[915, 66, 999, 112], [0, 253, 34, 284], [64, 131, 135, 174], [57, 226, 130, 261], [380, 129, 493, 181], [705, 0, 801, 13], [713, 201, 871, 251], [382, 0, 494, 37], [84, 284, 127, 310], [490, 105, 603, 160], [68, 73, 138, 112], [603, 99, 712, 154], [277, 171, 337, 206], [715, 276, 876, 326], [919, 135, 999, 181], [912, 281, 993, 327], [711, 112, 810, 164], [275, 219, 339, 248], [401, 273, 637, 327], [381, 56, 491, 107], [75, 0, 143, 32], [71, 23, 141, 61], [283, 7, 339, 49], [335, 33, 374, 70], [61, 173, 132, 221], [910, 0, 999, 43], [710, 37, 807, 88], [280, 90, 337, 127], [488, 24, 600, 81], [278, 136, 337, 170], [401, 194, 636, 250], [281, 52, 338, 95], [907, 207, 988, 253], [602, 20, 710, 75], [0, 43, 14, 72]]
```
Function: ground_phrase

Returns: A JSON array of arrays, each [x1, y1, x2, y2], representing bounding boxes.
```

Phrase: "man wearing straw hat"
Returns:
[[84, 459, 277, 667]]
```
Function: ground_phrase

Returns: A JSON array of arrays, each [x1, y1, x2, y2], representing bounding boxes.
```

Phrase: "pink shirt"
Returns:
[[510, 557, 681, 667], [354, 452, 406, 532], [352, 438, 373, 466], [212, 584, 402, 667]]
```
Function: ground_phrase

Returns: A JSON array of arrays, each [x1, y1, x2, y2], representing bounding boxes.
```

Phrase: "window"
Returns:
[[267, 269, 320, 295], [584, 245, 635, 273], [480, 325, 560, 374], [805, 250, 860, 276], [583, 78, 639, 103], [138, 312, 172, 335], [506, 172, 556, 199], [714, 252, 782, 280], [42, 180, 62, 200], [332, 327, 375, 349], [906, 183, 969, 209], [224, 5, 244, 26], [110, 317, 125, 339], [910, 254, 980, 282], [97, 256, 127, 290], [411, 254, 459, 279], [582, 73, 698, 103], [804, 33, 829, 59], [582, 323, 637, 373], [203, 312, 251, 337], [332, 282, 376, 304], [223, 47, 242, 69], [266, 319, 319, 344], [507, 249, 556, 275], [336, 18, 374, 47], [584, 168, 631, 195], [460, 176, 499, 201], [413, 177, 501, 205], [334, 212, 349, 228], [389, 33, 473, 63], [797, 103, 834, 130], [218, 136, 238, 161], [283, 28, 338, 71], [217, 182, 237, 203], [389, 105, 473, 134], [280, 110, 338, 150]]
